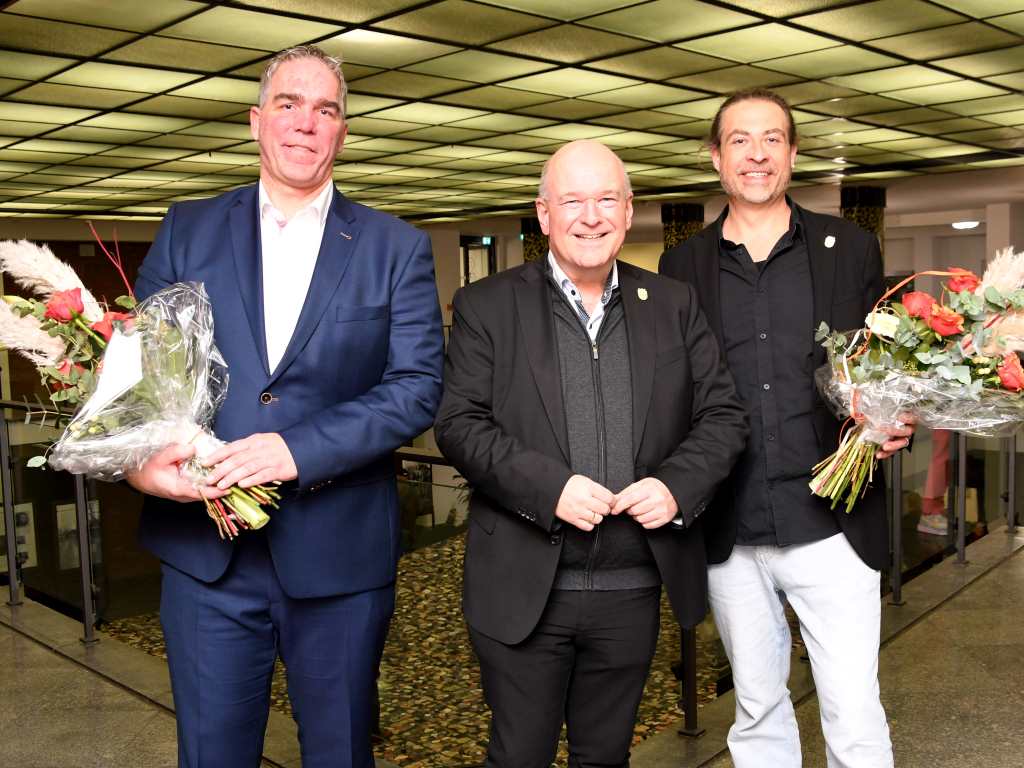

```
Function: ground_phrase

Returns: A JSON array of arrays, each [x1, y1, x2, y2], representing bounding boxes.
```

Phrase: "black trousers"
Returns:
[[470, 586, 661, 768]]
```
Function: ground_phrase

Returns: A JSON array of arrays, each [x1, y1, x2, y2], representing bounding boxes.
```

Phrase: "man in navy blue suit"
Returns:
[[127, 45, 443, 768]]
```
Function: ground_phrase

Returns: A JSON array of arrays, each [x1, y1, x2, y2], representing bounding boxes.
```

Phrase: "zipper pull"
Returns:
[[591, 342, 598, 360]]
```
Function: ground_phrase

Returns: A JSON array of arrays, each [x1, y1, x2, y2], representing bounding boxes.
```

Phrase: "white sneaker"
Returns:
[[917, 513, 949, 535]]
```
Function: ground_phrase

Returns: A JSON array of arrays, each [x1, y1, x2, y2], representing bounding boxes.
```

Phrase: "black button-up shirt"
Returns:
[[718, 207, 842, 547]]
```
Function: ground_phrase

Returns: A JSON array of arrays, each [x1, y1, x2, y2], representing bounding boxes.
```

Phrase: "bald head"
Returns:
[[534, 140, 634, 284], [537, 140, 632, 201]]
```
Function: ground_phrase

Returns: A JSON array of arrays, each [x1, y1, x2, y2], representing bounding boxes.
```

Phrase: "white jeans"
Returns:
[[708, 533, 893, 768]]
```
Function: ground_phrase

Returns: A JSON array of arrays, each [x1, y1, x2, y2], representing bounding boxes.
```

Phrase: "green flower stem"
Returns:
[[226, 485, 270, 530], [73, 315, 107, 349], [809, 426, 879, 513]]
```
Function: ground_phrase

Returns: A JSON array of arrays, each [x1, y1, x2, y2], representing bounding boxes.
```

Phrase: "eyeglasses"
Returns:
[[555, 195, 625, 213]]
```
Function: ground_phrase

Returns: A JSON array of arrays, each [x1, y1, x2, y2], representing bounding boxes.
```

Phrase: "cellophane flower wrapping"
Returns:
[[816, 328, 1024, 443], [48, 282, 229, 480]]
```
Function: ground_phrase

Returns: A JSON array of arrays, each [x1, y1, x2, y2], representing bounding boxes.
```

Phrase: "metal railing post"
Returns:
[[1, 416, 21, 607], [1008, 435, 1017, 534], [676, 626, 705, 737], [955, 433, 968, 565], [74, 474, 98, 645], [888, 451, 904, 605]]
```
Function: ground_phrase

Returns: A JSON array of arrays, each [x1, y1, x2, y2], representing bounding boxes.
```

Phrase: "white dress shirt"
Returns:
[[547, 251, 619, 343], [258, 181, 333, 371]]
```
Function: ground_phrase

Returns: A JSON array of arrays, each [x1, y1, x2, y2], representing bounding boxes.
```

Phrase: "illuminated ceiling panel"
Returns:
[[931, 0, 1024, 16], [234, 0, 426, 24], [759, 46, 900, 78], [161, 7, 340, 50], [0, 0, 1019, 221], [868, 23, 1019, 59], [489, 24, 645, 62], [502, 69, 641, 98], [405, 50, 554, 82], [581, 0, 757, 42], [321, 30, 458, 69], [9, 83, 147, 110], [793, 0, 962, 40], [678, 24, 839, 62], [591, 48, 732, 80], [0, 14, 135, 56], [375, 1, 554, 45], [671, 66, 799, 93], [9, 0, 202, 30]]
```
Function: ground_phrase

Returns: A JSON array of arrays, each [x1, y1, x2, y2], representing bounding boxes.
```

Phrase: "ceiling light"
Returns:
[[828, 97, 843, 102], [952, 220, 979, 230], [833, 157, 846, 164]]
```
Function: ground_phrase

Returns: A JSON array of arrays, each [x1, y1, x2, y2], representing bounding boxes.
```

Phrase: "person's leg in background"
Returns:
[[919, 429, 950, 535]]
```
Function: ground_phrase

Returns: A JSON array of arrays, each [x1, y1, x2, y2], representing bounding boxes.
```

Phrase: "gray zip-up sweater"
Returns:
[[549, 282, 660, 591]]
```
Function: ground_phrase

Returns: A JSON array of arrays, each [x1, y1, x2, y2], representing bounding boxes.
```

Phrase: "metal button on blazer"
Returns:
[[259, 391, 274, 404]]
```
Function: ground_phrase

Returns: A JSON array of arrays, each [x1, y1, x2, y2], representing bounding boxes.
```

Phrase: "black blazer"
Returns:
[[435, 260, 748, 644], [659, 202, 889, 570]]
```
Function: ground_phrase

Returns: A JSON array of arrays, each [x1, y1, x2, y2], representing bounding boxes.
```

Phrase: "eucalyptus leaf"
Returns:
[[985, 286, 1007, 309], [951, 365, 972, 386]]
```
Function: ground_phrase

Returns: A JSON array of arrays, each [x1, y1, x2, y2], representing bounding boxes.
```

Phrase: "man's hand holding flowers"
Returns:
[[204, 432, 298, 490], [126, 443, 228, 504], [873, 413, 916, 460]]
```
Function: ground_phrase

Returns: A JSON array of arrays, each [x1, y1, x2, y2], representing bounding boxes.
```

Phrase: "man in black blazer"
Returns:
[[659, 90, 912, 768], [436, 140, 747, 768]]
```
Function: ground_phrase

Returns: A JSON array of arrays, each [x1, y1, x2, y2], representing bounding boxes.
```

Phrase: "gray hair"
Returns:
[[537, 141, 633, 199], [258, 45, 348, 118]]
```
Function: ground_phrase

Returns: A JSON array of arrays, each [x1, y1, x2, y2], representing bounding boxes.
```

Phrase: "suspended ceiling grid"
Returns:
[[0, 0, 1022, 223]]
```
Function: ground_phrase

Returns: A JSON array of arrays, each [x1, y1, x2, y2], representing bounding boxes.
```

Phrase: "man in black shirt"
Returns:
[[660, 90, 913, 768]]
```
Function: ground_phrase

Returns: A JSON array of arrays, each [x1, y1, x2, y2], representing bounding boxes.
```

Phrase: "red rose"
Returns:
[[90, 311, 133, 342], [44, 288, 84, 322], [947, 268, 980, 294], [49, 359, 84, 391], [928, 305, 964, 337], [902, 291, 937, 319], [998, 352, 1024, 391]]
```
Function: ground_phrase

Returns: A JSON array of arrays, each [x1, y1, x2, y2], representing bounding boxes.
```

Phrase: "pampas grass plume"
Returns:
[[0, 239, 103, 322], [0, 300, 66, 367], [979, 246, 1024, 297]]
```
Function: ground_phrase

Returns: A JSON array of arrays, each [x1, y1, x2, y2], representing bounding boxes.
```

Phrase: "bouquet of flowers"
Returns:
[[0, 235, 278, 538], [811, 247, 1024, 513]]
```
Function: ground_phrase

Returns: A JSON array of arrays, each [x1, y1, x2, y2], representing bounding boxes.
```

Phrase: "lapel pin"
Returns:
[[824, 235, 836, 249], [339, 231, 352, 240], [637, 287, 648, 301]]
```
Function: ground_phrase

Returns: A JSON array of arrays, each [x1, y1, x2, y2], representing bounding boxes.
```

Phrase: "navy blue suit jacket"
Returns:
[[134, 184, 443, 598]]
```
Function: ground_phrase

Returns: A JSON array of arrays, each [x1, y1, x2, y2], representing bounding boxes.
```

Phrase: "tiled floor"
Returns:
[[0, 622, 180, 768]]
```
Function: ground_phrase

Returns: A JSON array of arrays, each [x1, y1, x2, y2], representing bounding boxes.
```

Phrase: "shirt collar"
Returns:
[[717, 195, 803, 249], [546, 251, 618, 301], [258, 180, 333, 229]]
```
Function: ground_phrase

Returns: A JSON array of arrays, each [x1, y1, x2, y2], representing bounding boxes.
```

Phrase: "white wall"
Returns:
[[884, 224, 988, 294]]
